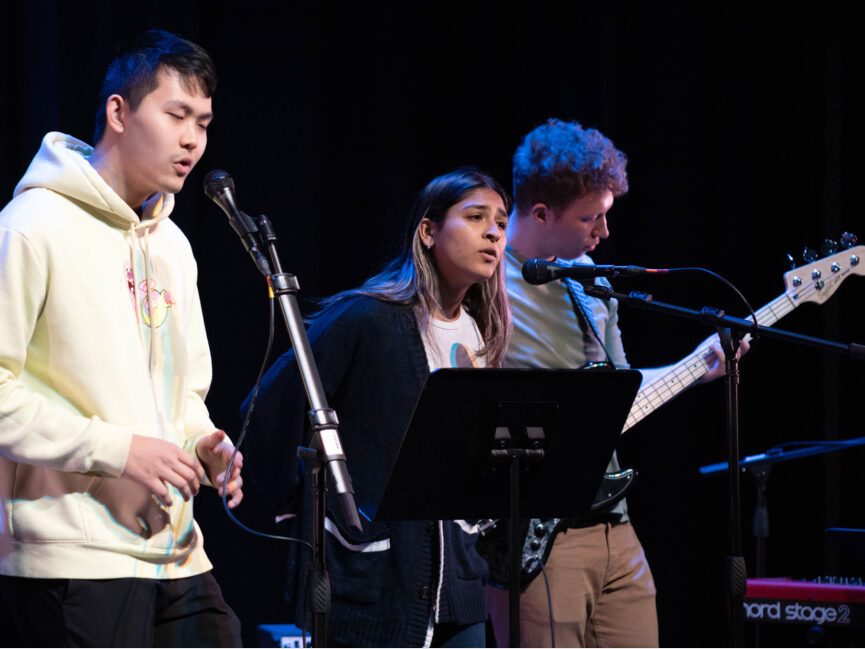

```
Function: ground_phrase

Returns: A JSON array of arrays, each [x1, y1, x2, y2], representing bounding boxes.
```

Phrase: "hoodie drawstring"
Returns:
[[129, 221, 166, 440], [142, 226, 157, 377]]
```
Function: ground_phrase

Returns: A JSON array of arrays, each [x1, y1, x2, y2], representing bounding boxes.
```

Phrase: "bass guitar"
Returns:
[[482, 241, 864, 588]]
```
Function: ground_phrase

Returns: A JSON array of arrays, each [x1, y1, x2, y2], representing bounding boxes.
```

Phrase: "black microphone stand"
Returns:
[[700, 435, 865, 578], [584, 285, 865, 648], [700, 435, 865, 647], [251, 213, 363, 648]]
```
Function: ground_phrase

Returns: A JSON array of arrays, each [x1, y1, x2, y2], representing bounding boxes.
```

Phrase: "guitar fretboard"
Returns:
[[622, 292, 797, 432]]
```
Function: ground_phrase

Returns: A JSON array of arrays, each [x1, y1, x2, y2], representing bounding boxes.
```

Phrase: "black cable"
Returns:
[[667, 267, 759, 329], [526, 557, 556, 648], [574, 266, 759, 365], [218, 285, 312, 551]]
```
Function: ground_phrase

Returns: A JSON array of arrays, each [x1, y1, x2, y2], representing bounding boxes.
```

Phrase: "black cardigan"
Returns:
[[244, 296, 487, 647]]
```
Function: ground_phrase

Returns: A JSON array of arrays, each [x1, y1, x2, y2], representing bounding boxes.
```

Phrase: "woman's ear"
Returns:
[[419, 218, 437, 250]]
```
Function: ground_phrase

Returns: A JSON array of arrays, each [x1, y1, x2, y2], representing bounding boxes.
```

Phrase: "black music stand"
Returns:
[[375, 367, 642, 647]]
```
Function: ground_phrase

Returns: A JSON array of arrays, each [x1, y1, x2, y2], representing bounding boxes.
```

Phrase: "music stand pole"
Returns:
[[491, 433, 545, 647], [509, 453, 522, 648]]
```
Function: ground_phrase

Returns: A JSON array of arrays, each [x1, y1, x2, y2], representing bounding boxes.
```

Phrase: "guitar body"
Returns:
[[480, 469, 636, 589]]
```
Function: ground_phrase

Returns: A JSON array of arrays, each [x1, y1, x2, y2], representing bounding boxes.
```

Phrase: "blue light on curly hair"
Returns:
[[512, 118, 628, 214]]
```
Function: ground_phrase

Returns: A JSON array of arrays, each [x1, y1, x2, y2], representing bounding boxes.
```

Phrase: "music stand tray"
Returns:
[[375, 367, 642, 522]]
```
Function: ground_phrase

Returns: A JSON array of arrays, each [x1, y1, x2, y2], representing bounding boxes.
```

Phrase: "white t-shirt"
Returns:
[[422, 306, 487, 371]]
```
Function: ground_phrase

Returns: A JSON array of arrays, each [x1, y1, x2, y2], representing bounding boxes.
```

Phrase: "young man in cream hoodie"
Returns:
[[0, 30, 244, 646]]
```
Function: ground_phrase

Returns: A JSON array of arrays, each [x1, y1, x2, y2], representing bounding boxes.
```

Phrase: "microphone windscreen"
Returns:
[[203, 169, 234, 200], [522, 258, 554, 285]]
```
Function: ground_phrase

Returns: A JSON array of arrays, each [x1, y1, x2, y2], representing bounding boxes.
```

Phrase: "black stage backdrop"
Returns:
[[2, 2, 864, 646]]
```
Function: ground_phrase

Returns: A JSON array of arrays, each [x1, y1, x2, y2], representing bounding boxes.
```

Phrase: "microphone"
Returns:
[[522, 258, 669, 285], [203, 170, 272, 276]]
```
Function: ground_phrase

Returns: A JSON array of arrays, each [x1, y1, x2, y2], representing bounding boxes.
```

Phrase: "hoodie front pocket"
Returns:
[[8, 465, 92, 543], [85, 476, 177, 548]]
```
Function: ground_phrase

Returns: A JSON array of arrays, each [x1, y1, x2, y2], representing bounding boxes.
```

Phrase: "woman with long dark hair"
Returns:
[[245, 168, 511, 647]]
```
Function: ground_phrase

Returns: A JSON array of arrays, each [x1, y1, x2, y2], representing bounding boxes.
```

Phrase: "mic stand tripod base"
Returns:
[[298, 445, 331, 647]]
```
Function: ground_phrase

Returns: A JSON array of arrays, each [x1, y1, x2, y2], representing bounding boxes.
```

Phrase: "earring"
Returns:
[[425, 242, 433, 250]]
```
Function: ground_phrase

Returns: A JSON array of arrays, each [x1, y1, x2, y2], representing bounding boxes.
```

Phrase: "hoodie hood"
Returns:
[[14, 132, 174, 229]]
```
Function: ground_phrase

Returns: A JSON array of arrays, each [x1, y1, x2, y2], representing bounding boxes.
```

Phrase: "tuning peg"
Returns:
[[802, 246, 818, 263], [840, 232, 858, 250], [786, 253, 797, 270], [821, 239, 839, 257]]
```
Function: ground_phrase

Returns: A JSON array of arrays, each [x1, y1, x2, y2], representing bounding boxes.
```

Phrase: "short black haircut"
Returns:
[[93, 29, 217, 144]]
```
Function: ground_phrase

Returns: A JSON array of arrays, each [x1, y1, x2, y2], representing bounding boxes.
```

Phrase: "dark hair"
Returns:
[[93, 30, 217, 144], [512, 118, 628, 215], [319, 167, 513, 367]]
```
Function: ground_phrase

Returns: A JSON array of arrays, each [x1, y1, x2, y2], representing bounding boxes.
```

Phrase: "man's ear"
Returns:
[[103, 94, 127, 136], [530, 203, 551, 224]]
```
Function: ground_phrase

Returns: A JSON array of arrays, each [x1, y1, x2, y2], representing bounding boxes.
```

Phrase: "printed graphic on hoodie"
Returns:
[[126, 262, 174, 328]]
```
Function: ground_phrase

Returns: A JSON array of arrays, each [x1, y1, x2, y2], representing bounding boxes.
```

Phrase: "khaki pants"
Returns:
[[486, 521, 658, 647]]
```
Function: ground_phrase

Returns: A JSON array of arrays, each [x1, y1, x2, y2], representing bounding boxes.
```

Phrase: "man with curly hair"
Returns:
[[487, 119, 741, 647]]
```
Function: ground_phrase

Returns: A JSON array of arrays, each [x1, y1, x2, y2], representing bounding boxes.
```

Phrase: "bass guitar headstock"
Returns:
[[784, 233, 863, 305]]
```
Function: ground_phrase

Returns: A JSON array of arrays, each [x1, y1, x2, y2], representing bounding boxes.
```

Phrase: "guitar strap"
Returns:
[[477, 265, 640, 589], [562, 277, 610, 364]]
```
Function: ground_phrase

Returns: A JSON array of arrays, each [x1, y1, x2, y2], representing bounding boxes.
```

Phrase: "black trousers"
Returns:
[[0, 571, 242, 647]]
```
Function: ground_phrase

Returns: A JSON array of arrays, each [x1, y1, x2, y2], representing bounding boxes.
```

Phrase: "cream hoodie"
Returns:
[[0, 132, 216, 578]]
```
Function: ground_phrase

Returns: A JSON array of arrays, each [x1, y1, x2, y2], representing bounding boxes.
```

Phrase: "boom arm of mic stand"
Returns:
[[586, 285, 865, 360]]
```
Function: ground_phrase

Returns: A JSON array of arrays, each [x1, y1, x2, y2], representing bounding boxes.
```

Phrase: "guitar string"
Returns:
[[624, 282, 819, 430]]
